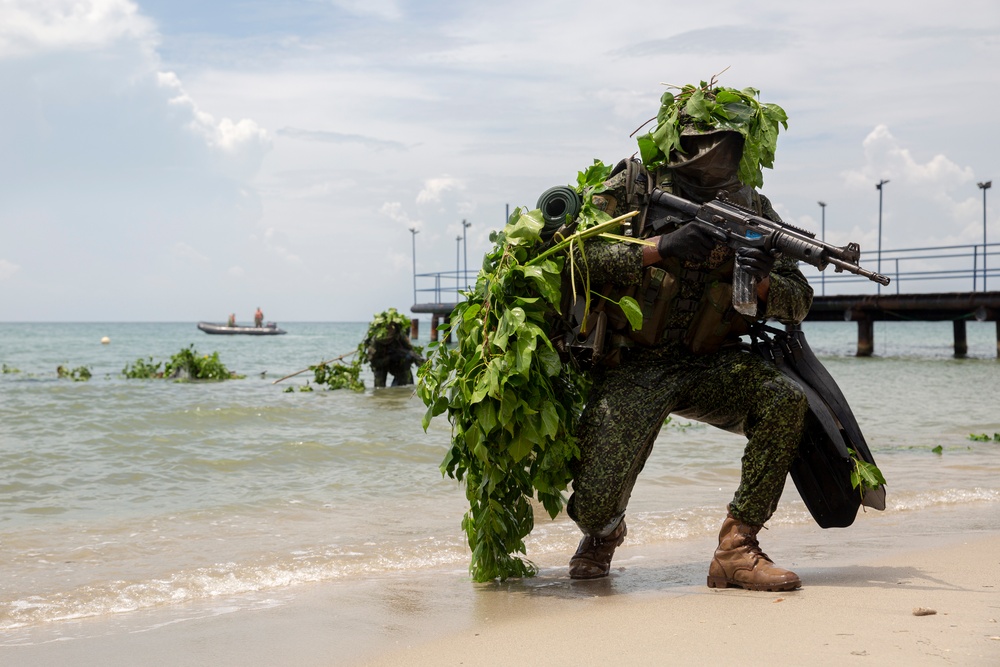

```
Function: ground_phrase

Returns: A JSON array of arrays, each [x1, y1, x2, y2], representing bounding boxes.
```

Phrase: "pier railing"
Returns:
[[415, 242, 1000, 305], [411, 242, 1000, 356], [412, 269, 478, 310], [812, 242, 999, 295]]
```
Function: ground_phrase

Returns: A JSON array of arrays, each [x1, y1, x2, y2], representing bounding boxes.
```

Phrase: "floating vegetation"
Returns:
[[2, 364, 20, 374], [57, 365, 92, 381], [122, 357, 163, 379], [309, 360, 364, 392], [121, 346, 240, 381], [968, 433, 1000, 442]]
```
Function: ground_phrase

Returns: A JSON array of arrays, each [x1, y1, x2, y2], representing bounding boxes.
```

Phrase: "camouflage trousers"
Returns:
[[567, 344, 808, 535]]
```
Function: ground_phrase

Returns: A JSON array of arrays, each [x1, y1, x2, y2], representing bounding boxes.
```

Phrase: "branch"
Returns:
[[271, 350, 357, 384]]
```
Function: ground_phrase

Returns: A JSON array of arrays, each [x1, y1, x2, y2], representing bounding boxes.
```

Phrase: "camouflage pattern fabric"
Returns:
[[567, 162, 813, 535], [568, 343, 808, 533]]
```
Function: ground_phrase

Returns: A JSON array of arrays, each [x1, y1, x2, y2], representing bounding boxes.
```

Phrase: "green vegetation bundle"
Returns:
[[636, 80, 788, 188], [417, 161, 643, 582], [122, 345, 238, 381], [309, 359, 364, 392], [57, 365, 92, 381], [121, 356, 163, 379]]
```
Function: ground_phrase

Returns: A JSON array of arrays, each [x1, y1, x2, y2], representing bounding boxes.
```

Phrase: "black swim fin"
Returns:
[[753, 325, 886, 529]]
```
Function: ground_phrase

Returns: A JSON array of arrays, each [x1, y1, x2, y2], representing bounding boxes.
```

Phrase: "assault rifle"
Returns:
[[647, 189, 890, 316]]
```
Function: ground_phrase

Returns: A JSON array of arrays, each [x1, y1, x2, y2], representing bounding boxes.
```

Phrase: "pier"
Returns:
[[410, 241, 1000, 357], [409, 268, 476, 343], [806, 292, 1000, 358]]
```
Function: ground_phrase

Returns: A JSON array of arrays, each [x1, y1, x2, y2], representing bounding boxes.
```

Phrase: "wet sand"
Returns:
[[4, 503, 999, 667]]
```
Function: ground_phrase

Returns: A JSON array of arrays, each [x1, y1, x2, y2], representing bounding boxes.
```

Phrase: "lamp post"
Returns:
[[456, 236, 462, 297], [409, 227, 419, 305], [876, 179, 890, 294], [462, 219, 471, 285], [818, 201, 827, 296], [979, 181, 992, 291]]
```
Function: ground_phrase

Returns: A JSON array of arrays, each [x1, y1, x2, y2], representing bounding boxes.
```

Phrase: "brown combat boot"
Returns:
[[706, 512, 801, 591], [569, 519, 627, 580]]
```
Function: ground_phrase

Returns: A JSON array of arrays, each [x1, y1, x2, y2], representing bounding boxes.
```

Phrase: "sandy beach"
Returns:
[[4, 502, 998, 667]]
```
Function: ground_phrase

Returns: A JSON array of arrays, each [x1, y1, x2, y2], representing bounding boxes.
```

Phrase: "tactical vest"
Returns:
[[564, 159, 755, 366]]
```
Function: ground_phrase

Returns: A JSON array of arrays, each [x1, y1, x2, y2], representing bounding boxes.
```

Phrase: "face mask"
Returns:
[[668, 132, 745, 202]]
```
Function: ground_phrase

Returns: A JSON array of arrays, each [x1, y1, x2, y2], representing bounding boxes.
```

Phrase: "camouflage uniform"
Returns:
[[567, 164, 813, 535]]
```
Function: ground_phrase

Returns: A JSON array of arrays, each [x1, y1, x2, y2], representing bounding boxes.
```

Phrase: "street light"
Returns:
[[979, 181, 992, 291], [456, 235, 462, 297], [876, 179, 890, 294], [409, 227, 419, 305], [462, 219, 472, 285], [818, 201, 827, 296]]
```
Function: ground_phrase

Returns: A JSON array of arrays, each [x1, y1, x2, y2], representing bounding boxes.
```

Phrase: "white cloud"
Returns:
[[157, 71, 271, 178], [0, 0, 156, 59], [416, 176, 464, 204], [3, 1, 998, 320], [843, 125, 974, 191], [0, 259, 21, 280]]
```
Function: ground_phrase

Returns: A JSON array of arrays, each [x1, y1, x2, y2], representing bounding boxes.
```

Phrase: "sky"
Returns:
[[1, 0, 998, 322]]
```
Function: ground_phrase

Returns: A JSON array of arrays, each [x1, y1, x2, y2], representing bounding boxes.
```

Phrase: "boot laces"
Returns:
[[740, 529, 773, 564]]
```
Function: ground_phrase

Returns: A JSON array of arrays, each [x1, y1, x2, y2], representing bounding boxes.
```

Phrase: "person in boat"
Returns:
[[562, 82, 812, 591], [228, 313, 236, 327], [366, 320, 423, 388], [254, 308, 264, 328]]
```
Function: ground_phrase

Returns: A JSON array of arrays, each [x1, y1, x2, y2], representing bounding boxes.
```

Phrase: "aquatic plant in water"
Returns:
[[121, 346, 238, 381], [57, 365, 92, 381]]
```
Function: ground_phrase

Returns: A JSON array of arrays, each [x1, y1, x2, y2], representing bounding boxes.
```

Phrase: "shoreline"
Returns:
[[3, 502, 998, 666], [367, 532, 1000, 667]]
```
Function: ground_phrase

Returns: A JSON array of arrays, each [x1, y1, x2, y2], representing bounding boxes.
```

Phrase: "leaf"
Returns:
[[463, 303, 482, 322], [848, 448, 886, 499], [521, 265, 561, 306], [505, 209, 544, 245], [470, 374, 490, 404], [537, 345, 562, 377], [617, 295, 643, 331], [508, 430, 534, 463], [514, 334, 537, 375], [539, 401, 560, 439], [476, 400, 498, 435], [636, 134, 662, 167]]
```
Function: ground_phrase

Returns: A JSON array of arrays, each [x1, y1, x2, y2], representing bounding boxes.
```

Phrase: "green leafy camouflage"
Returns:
[[636, 83, 788, 188], [416, 163, 643, 582]]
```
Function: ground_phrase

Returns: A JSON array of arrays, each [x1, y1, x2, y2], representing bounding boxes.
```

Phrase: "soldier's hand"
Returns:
[[735, 246, 776, 279], [655, 223, 726, 262]]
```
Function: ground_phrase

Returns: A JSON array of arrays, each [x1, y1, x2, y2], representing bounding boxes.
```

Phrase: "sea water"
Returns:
[[0, 320, 998, 636]]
